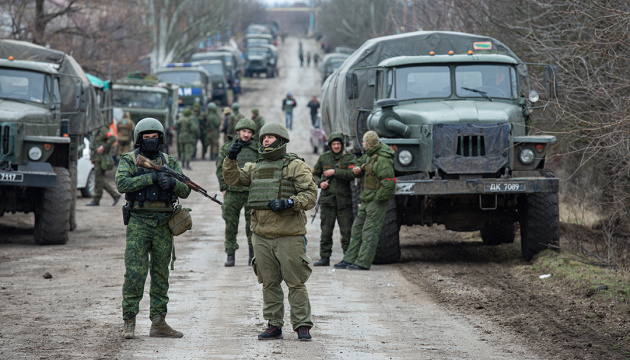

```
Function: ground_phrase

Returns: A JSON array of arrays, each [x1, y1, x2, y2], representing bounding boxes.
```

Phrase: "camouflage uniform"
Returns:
[[191, 103, 205, 160], [204, 105, 222, 161], [116, 112, 135, 155], [341, 131, 395, 270], [251, 109, 265, 135], [223, 123, 317, 336], [216, 126, 260, 255], [88, 124, 119, 205], [174, 109, 198, 168], [312, 133, 355, 259], [222, 108, 232, 143], [227, 110, 244, 140]]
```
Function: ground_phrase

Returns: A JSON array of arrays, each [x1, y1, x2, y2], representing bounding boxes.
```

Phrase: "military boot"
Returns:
[[248, 246, 254, 266], [313, 257, 329, 266], [149, 315, 184, 338], [122, 318, 135, 339], [225, 254, 235, 267]]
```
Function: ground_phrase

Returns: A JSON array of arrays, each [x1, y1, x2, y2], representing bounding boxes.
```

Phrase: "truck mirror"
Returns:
[[543, 65, 558, 99], [346, 73, 359, 99]]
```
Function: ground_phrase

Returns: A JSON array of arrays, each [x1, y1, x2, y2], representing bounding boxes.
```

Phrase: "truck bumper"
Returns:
[[0, 162, 56, 188], [395, 177, 559, 196]]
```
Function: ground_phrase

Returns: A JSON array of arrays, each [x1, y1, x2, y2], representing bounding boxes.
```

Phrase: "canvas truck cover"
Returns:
[[320, 31, 526, 139], [0, 39, 103, 135]]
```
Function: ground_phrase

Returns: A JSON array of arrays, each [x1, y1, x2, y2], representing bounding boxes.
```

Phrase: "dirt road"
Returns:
[[1, 37, 626, 360]]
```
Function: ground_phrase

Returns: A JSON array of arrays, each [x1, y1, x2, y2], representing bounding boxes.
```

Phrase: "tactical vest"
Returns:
[[362, 154, 381, 190], [229, 142, 259, 192], [246, 155, 300, 210], [125, 149, 177, 210]]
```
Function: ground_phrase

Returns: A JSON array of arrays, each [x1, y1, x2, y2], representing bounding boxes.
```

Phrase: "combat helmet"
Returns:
[[231, 102, 240, 110], [259, 122, 290, 143], [208, 102, 218, 111], [235, 118, 257, 134], [134, 118, 165, 144]]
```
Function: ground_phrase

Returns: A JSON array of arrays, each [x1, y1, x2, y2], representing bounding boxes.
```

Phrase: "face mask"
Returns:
[[140, 138, 160, 156]]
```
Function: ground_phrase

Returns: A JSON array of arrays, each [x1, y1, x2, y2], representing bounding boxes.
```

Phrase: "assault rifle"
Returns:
[[311, 164, 338, 223], [135, 154, 223, 205]]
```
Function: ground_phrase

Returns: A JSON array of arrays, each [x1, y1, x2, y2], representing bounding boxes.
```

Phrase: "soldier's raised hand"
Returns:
[[227, 139, 243, 160]]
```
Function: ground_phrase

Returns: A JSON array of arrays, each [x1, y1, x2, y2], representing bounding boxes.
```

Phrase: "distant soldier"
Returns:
[[232, 79, 241, 103], [116, 112, 135, 156], [298, 42, 304, 67], [216, 118, 260, 267], [311, 133, 356, 266], [226, 102, 244, 140], [306, 51, 311, 67], [87, 121, 121, 206], [251, 108, 265, 135], [313, 52, 320, 67], [334, 131, 395, 270], [174, 108, 198, 170], [204, 102, 222, 161], [307, 96, 320, 127], [191, 102, 204, 160], [222, 107, 232, 144]]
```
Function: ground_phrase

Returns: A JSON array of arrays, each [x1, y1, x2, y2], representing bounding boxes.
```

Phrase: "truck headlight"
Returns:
[[528, 90, 540, 103], [218, 83, 223, 88], [28, 146, 43, 161], [398, 150, 413, 166], [519, 148, 535, 165]]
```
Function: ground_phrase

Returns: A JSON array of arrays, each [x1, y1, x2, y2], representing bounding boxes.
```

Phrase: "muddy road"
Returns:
[[1, 37, 627, 360]]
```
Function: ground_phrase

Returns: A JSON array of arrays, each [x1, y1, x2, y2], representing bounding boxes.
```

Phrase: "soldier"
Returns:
[[251, 108, 265, 135], [86, 120, 121, 206], [281, 93, 297, 130], [227, 102, 244, 140], [116, 112, 135, 156], [204, 102, 222, 161], [223, 122, 317, 341], [311, 133, 356, 266], [313, 52, 320, 67], [174, 108, 198, 170], [116, 118, 191, 339], [306, 96, 320, 127], [216, 118, 260, 267], [191, 102, 205, 160], [221, 107, 232, 144], [334, 131, 395, 270], [306, 51, 311, 67]]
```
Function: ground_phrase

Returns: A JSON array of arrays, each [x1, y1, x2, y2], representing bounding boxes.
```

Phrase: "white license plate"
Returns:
[[0, 172, 24, 182], [484, 182, 525, 192]]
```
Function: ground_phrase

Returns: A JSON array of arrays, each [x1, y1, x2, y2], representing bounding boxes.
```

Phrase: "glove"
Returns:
[[268, 199, 293, 212], [227, 139, 243, 160], [151, 171, 160, 184], [157, 172, 176, 190]]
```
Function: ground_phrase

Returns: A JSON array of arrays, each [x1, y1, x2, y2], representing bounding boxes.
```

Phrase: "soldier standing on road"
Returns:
[[306, 96, 320, 127], [281, 93, 297, 130], [251, 108, 265, 135], [116, 118, 191, 339], [204, 102, 222, 161], [221, 107, 232, 144], [306, 51, 311, 67], [311, 133, 356, 266], [313, 52, 320, 67], [191, 102, 205, 160], [216, 118, 260, 267], [174, 108, 198, 170], [334, 131, 395, 270], [227, 102, 244, 140], [298, 43, 304, 67], [116, 112, 135, 158], [223, 122, 317, 341], [87, 121, 121, 206], [232, 79, 241, 103]]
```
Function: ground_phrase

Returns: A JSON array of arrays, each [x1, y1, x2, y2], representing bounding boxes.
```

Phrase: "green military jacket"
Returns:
[[175, 114, 199, 144], [312, 150, 355, 209], [227, 112, 244, 138], [251, 114, 265, 135], [216, 138, 260, 192], [89, 125, 117, 162], [115, 152, 191, 226], [205, 111, 222, 139], [355, 143, 396, 203], [223, 156, 317, 238]]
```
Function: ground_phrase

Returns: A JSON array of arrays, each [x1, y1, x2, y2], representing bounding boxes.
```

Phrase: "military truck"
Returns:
[[155, 63, 212, 112], [321, 31, 559, 263], [191, 49, 242, 89], [244, 45, 278, 78], [0, 40, 100, 245], [320, 53, 350, 84], [191, 60, 230, 105]]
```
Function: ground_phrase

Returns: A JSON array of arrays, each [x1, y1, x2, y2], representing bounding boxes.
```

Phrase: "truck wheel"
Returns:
[[519, 192, 559, 260], [34, 167, 71, 245], [373, 198, 401, 264], [80, 169, 95, 198], [481, 222, 516, 245]]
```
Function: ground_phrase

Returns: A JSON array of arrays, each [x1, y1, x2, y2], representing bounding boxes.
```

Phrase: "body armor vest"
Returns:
[[229, 142, 259, 192], [362, 154, 380, 190], [246, 155, 298, 210], [125, 149, 176, 209]]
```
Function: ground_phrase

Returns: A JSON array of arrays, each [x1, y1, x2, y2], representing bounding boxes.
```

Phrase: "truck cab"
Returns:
[[155, 63, 212, 112]]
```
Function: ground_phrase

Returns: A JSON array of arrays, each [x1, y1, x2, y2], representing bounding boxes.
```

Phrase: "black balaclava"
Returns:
[[139, 136, 161, 159]]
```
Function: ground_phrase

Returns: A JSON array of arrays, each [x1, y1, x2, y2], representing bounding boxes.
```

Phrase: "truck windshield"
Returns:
[[113, 90, 165, 109], [0, 68, 51, 104], [455, 65, 516, 99], [156, 71, 203, 86], [199, 64, 223, 76], [394, 66, 451, 100]]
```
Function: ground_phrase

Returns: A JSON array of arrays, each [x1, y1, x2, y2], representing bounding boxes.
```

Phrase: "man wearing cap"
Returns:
[[223, 122, 317, 341], [311, 133, 356, 266], [251, 108, 265, 135], [281, 93, 297, 130], [334, 131, 395, 270], [216, 118, 260, 267]]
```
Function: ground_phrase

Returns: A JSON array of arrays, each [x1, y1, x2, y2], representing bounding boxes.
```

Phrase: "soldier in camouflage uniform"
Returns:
[[204, 102, 222, 161], [191, 102, 205, 160], [216, 118, 260, 267], [334, 131, 395, 270], [174, 108, 198, 170], [226, 102, 244, 141], [222, 107, 232, 144], [116, 112, 135, 156], [251, 108, 265, 135], [115, 118, 191, 339], [86, 121, 121, 206], [223, 122, 317, 341], [311, 132, 356, 266]]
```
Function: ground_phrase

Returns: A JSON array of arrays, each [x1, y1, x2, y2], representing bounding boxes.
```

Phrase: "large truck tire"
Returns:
[[373, 198, 401, 264], [481, 222, 516, 245], [34, 167, 71, 245], [519, 192, 559, 260]]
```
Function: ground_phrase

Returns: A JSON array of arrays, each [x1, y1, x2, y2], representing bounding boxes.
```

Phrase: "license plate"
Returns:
[[0, 172, 23, 182], [484, 182, 525, 192]]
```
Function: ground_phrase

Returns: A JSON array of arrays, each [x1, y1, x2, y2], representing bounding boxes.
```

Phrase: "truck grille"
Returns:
[[456, 135, 485, 157]]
